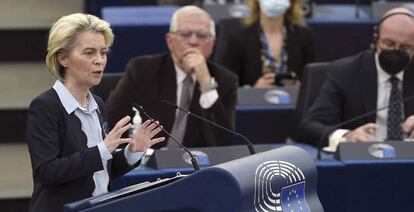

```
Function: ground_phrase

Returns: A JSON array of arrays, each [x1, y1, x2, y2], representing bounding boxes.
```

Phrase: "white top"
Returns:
[[53, 80, 144, 196]]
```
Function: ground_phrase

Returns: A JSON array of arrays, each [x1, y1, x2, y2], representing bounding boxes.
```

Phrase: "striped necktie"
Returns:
[[167, 74, 194, 147], [387, 76, 403, 141]]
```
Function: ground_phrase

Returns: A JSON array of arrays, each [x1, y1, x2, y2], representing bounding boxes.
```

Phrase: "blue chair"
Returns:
[[292, 62, 330, 142]]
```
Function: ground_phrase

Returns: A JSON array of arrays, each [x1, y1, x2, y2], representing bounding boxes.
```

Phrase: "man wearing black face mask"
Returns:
[[298, 7, 414, 150]]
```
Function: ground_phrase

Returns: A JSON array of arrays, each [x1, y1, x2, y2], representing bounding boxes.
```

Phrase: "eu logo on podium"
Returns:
[[254, 160, 311, 212], [281, 182, 311, 212]]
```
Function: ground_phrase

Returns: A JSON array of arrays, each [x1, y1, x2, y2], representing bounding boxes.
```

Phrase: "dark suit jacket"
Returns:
[[299, 50, 414, 146], [218, 21, 315, 86], [105, 53, 238, 148], [26, 89, 139, 212]]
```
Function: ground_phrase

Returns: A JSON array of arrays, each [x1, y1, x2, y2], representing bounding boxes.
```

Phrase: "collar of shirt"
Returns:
[[52, 80, 99, 114], [375, 53, 404, 85], [174, 64, 196, 85]]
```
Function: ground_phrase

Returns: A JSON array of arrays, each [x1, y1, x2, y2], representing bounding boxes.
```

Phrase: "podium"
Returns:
[[64, 146, 323, 212]]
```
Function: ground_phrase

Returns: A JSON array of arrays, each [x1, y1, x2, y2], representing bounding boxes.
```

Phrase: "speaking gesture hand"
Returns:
[[128, 119, 165, 152], [103, 116, 133, 153]]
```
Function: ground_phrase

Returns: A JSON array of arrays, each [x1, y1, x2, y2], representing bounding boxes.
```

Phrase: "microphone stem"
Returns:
[[316, 130, 330, 160], [186, 110, 256, 155], [190, 158, 200, 171], [316, 95, 414, 160], [163, 100, 256, 155], [157, 124, 200, 171], [316, 109, 381, 160], [133, 105, 200, 171], [355, 0, 360, 19]]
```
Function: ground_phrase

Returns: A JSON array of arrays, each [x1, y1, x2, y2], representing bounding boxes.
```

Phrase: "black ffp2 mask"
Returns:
[[379, 49, 410, 75]]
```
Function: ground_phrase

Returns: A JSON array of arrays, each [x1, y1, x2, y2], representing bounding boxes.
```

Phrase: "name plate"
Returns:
[[334, 141, 414, 160], [147, 144, 273, 169]]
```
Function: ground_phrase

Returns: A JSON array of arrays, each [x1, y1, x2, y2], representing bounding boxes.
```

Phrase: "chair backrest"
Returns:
[[291, 62, 330, 142], [91, 72, 123, 103], [296, 62, 330, 118], [212, 17, 243, 63]]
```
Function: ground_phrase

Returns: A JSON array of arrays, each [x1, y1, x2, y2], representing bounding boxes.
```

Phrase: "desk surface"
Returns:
[[113, 144, 414, 212], [235, 87, 298, 144]]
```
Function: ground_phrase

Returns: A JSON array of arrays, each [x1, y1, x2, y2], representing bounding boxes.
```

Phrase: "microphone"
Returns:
[[132, 103, 200, 171], [355, 0, 360, 19], [162, 100, 256, 155], [316, 94, 414, 160]]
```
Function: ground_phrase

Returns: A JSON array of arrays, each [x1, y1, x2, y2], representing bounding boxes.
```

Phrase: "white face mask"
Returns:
[[259, 0, 291, 18]]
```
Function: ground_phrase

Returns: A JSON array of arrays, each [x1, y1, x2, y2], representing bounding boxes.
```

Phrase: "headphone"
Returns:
[[372, 12, 414, 48]]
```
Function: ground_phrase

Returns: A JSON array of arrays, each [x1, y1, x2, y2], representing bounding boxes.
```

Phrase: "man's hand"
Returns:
[[402, 115, 414, 138], [344, 123, 378, 142], [255, 72, 275, 88], [182, 48, 211, 86]]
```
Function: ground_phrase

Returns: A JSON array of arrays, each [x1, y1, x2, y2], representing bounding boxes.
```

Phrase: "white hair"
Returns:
[[169, 5, 216, 38]]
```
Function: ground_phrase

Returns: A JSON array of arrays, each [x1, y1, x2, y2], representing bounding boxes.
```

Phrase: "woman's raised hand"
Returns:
[[128, 119, 165, 152], [103, 116, 133, 152]]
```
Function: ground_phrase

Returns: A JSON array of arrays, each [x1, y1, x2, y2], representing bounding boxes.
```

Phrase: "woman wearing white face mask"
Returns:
[[218, 0, 315, 88]]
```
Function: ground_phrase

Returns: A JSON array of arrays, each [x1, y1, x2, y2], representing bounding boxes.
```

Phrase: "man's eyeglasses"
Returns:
[[172, 30, 212, 40], [378, 37, 414, 54]]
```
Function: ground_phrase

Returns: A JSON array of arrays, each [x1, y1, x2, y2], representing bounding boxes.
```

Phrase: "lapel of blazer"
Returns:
[[403, 61, 414, 118], [94, 97, 112, 178], [67, 112, 89, 150], [97, 110, 107, 139], [95, 97, 107, 140], [160, 54, 178, 132], [99, 111, 112, 180], [361, 51, 378, 122]]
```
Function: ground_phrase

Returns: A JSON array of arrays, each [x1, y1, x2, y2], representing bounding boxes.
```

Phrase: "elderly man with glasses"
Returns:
[[105, 6, 238, 148], [299, 7, 414, 151]]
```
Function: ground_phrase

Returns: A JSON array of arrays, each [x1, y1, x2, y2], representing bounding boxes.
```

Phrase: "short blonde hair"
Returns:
[[46, 13, 114, 80], [244, 0, 305, 26], [169, 5, 216, 38]]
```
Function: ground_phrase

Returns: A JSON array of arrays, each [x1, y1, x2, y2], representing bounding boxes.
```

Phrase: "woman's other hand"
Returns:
[[129, 119, 165, 152], [103, 116, 133, 152]]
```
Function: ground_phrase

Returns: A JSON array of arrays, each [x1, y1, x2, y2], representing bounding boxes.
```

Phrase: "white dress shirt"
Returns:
[[53, 80, 144, 196], [174, 65, 218, 109]]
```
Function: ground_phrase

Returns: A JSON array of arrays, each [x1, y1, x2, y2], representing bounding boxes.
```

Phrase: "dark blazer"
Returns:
[[26, 89, 139, 212], [218, 21, 315, 86], [105, 53, 238, 148], [299, 50, 414, 146]]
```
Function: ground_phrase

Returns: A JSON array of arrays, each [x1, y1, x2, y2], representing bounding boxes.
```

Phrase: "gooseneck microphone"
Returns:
[[132, 103, 200, 171], [355, 0, 360, 19], [316, 94, 414, 160], [162, 100, 256, 155]]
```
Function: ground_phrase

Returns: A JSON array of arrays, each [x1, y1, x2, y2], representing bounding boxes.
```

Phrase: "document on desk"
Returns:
[[67, 174, 187, 211], [94, 174, 187, 204]]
